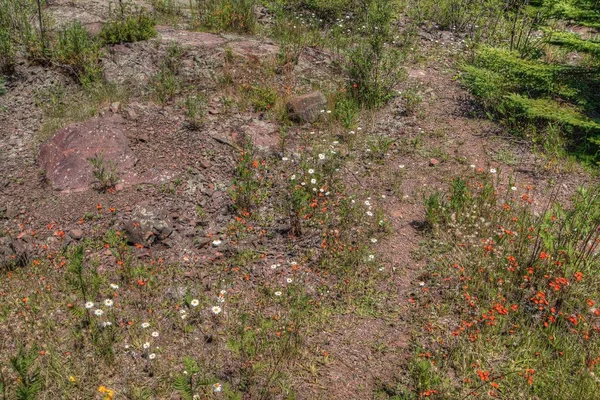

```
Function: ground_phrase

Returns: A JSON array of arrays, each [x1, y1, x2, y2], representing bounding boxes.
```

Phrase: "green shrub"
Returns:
[[546, 30, 600, 58], [460, 43, 600, 162], [193, 0, 256, 33], [53, 22, 103, 86], [99, 13, 156, 45], [346, 0, 405, 108], [0, 0, 45, 65], [0, 27, 14, 73]]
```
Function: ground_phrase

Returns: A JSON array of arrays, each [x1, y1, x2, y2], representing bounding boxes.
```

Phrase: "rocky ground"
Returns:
[[0, 2, 594, 399]]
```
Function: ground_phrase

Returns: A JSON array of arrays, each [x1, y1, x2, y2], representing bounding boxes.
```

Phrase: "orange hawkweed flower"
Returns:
[[477, 370, 491, 381]]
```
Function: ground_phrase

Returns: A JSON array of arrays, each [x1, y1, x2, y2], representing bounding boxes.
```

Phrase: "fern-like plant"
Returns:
[[10, 346, 42, 400]]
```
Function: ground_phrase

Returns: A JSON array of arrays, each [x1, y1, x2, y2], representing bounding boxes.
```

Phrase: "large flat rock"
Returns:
[[38, 115, 137, 192]]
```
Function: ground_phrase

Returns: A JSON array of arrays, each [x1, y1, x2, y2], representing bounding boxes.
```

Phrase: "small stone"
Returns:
[[0, 236, 31, 270], [199, 159, 211, 169], [123, 205, 172, 247], [125, 109, 138, 120], [110, 102, 121, 113], [429, 158, 440, 166], [286, 91, 328, 123], [69, 229, 84, 240]]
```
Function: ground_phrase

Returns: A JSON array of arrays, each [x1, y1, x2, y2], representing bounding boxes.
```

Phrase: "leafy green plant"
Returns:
[[0, 0, 45, 63], [9, 346, 42, 400], [88, 153, 120, 191], [100, 12, 156, 45], [0, 27, 14, 73], [193, 0, 256, 33], [229, 147, 264, 213], [150, 42, 182, 104], [185, 93, 206, 129], [53, 22, 103, 86], [247, 85, 278, 112], [332, 93, 360, 129], [346, 0, 405, 108]]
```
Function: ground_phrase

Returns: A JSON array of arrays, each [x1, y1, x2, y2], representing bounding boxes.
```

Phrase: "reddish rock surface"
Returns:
[[38, 115, 137, 192]]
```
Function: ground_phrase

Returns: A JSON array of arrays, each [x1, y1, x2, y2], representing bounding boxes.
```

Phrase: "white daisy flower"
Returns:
[[318, 153, 325, 160], [141, 322, 150, 328], [370, 238, 378, 243], [308, 169, 315, 174], [94, 309, 104, 316], [274, 291, 282, 296], [290, 174, 296, 180], [511, 186, 517, 191], [143, 342, 150, 349], [151, 331, 159, 337], [366, 211, 373, 217], [211, 306, 222, 315], [190, 299, 199, 307], [110, 283, 119, 290], [286, 277, 293, 283], [490, 168, 497, 174], [368, 254, 375, 261], [85, 301, 94, 309], [149, 353, 156, 360], [213, 383, 222, 392], [212, 239, 222, 246], [104, 299, 114, 307], [310, 178, 317, 185]]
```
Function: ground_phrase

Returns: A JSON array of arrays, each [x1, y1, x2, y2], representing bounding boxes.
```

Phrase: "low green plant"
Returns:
[[247, 85, 278, 112], [400, 85, 423, 116], [193, 0, 256, 33], [150, 43, 182, 104], [88, 153, 120, 191], [9, 345, 42, 400], [0, 76, 6, 95], [173, 357, 220, 399], [53, 22, 103, 86], [229, 147, 264, 213], [185, 93, 206, 129], [99, 13, 156, 45], [332, 93, 360, 129]]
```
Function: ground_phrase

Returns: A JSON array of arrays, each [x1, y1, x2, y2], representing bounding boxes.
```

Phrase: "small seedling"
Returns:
[[88, 153, 119, 191]]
